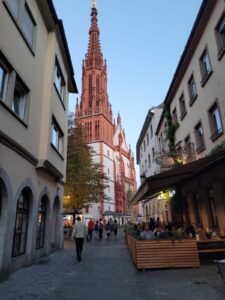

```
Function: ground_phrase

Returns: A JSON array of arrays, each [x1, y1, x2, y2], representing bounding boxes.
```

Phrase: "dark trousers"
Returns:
[[75, 238, 84, 260], [88, 229, 93, 240]]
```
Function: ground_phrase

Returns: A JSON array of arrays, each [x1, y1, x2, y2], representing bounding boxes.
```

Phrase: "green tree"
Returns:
[[64, 128, 110, 212]]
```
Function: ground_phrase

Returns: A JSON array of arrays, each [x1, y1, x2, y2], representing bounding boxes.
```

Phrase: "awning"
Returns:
[[131, 149, 225, 205]]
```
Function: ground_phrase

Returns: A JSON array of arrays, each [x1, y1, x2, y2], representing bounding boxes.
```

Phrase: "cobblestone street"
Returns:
[[0, 230, 224, 300]]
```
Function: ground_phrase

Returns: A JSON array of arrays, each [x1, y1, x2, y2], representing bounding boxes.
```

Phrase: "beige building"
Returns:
[[0, 0, 77, 278], [133, 0, 225, 235]]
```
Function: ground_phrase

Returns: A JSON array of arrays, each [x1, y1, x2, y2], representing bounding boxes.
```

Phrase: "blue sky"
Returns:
[[53, 0, 202, 183]]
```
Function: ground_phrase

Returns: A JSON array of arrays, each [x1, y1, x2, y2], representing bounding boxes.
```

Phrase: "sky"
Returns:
[[53, 0, 202, 184]]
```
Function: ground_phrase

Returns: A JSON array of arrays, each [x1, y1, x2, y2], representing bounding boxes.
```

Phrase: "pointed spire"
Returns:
[[85, 2, 103, 69], [117, 112, 121, 125]]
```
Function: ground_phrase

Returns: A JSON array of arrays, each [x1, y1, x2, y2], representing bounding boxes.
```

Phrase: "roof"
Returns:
[[131, 149, 225, 205]]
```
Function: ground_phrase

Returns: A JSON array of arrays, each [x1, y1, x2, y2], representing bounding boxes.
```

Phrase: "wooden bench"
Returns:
[[127, 236, 200, 270], [197, 240, 225, 253]]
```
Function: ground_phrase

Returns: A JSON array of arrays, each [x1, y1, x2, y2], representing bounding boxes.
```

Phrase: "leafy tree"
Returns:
[[64, 128, 111, 212]]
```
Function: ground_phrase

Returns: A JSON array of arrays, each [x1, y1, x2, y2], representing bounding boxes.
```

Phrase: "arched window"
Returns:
[[12, 188, 29, 257], [36, 196, 47, 249]]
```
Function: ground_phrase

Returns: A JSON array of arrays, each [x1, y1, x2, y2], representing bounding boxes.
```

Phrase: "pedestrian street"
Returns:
[[0, 229, 224, 300]]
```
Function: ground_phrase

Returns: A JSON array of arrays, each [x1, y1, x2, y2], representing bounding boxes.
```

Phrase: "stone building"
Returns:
[[0, 0, 77, 278], [132, 0, 225, 236], [75, 2, 136, 219]]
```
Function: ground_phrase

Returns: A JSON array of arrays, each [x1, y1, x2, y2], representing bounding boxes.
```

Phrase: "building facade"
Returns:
[[75, 3, 136, 219], [133, 0, 225, 235], [0, 0, 77, 278]]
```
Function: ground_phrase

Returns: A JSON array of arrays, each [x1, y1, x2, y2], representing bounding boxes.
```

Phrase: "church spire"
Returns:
[[85, 1, 103, 70]]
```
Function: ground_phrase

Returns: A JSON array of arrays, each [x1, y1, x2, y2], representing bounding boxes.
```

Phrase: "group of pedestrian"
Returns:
[[71, 216, 119, 262]]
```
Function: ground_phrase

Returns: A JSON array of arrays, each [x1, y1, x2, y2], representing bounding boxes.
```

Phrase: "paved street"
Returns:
[[0, 229, 225, 300]]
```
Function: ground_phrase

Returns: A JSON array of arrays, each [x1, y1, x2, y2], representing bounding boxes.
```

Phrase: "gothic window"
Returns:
[[89, 75, 92, 95], [12, 188, 29, 257], [36, 196, 47, 249], [95, 120, 99, 140], [96, 76, 100, 94]]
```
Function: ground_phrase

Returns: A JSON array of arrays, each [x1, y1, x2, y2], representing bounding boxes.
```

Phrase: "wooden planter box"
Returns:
[[127, 236, 200, 270]]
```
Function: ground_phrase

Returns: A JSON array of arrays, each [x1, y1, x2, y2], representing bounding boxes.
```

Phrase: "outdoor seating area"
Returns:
[[125, 223, 200, 270]]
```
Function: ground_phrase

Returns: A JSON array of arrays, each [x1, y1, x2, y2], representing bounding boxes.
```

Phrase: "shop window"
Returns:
[[12, 188, 29, 257], [36, 196, 47, 249]]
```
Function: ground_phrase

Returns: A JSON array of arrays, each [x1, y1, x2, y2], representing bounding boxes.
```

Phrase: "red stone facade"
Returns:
[[75, 4, 136, 216]]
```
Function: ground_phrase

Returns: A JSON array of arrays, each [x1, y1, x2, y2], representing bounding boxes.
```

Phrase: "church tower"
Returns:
[[75, 1, 115, 216]]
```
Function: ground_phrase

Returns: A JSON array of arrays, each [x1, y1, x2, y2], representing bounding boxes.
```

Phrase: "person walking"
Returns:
[[99, 218, 104, 240], [105, 221, 111, 239], [88, 218, 95, 241], [113, 219, 118, 238], [94, 220, 99, 240], [71, 216, 87, 262]]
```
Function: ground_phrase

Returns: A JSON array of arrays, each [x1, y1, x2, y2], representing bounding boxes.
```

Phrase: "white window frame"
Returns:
[[54, 59, 66, 103], [11, 76, 28, 120], [0, 63, 9, 103], [51, 118, 64, 155], [4, 0, 36, 50]]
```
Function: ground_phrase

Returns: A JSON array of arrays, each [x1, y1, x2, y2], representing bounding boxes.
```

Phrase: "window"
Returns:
[[5, 0, 20, 18], [0, 64, 9, 102], [54, 60, 65, 102], [51, 118, 63, 154], [146, 133, 149, 145], [12, 76, 28, 120], [179, 93, 187, 120], [200, 49, 212, 86], [36, 196, 47, 249], [143, 140, 146, 152], [140, 146, 143, 158], [208, 102, 223, 141], [4, 0, 36, 50], [172, 107, 178, 124], [12, 188, 29, 257], [150, 125, 153, 137], [216, 15, 225, 60], [194, 122, 205, 153], [188, 75, 197, 105], [145, 159, 147, 172], [22, 5, 35, 46], [152, 147, 155, 160], [96, 76, 100, 94], [148, 154, 151, 168]]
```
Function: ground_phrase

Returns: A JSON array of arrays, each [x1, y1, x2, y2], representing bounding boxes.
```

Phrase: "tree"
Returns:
[[64, 128, 111, 212]]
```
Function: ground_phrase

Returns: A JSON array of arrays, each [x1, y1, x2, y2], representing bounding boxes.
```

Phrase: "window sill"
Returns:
[[189, 94, 198, 107], [50, 143, 64, 160], [210, 130, 223, 142], [54, 84, 66, 111], [217, 46, 225, 61], [0, 100, 28, 128], [180, 111, 187, 121], [201, 70, 213, 87], [196, 144, 205, 154]]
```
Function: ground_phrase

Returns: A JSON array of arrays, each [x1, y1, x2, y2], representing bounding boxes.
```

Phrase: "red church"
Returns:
[[75, 1, 137, 219]]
